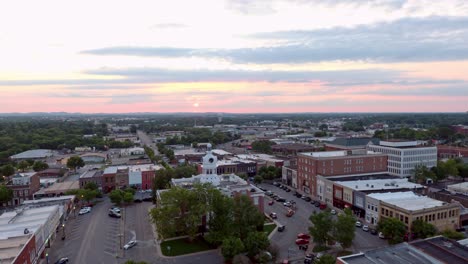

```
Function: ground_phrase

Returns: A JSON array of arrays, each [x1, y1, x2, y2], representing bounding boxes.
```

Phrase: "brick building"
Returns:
[[271, 143, 319, 157], [79, 170, 103, 189], [4, 173, 40, 206], [297, 150, 387, 197], [437, 145, 468, 159]]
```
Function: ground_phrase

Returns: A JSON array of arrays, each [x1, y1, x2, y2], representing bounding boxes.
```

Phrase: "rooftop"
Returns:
[[0, 234, 32, 264], [236, 154, 283, 163], [447, 182, 468, 192], [337, 178, 423, 192], [374, 140, 434, 149], [411, 236, 468, 264], [79, 170, 102, 179], [329, 137, 380, 147], [10, 149, 53, 159], [300, 149, 383, 158], [338, 242, 443, 264], [367, 191, 420, 201], [34, 181, 79, 195], [382, 195, 446, 211]]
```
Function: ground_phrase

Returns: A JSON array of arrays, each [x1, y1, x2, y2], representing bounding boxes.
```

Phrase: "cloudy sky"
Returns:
[[1, 0, 467, 113]]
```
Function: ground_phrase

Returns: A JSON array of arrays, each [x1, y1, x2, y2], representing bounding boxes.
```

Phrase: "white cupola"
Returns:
[[201, 143, 217, 175]]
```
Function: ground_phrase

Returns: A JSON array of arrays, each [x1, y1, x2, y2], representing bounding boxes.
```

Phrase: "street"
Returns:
[[259, 182, 388, 262], [137, 130, 159, 155], [49, 198, 223, 264]]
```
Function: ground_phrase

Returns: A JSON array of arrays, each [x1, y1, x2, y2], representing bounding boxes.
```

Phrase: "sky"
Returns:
[[0, 0, 467, 113]]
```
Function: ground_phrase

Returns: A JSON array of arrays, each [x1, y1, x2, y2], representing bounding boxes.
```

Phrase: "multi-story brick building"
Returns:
[[79, 170, 103, 189], [437, 145, 468, 159], [367, 140, 437, 178], [297, 150, 387, 197], [4, 172, 40, 206]]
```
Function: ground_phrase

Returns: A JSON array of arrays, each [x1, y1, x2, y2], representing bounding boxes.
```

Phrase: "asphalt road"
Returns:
[[49, 198, 223, 264], [259, 182, 388, 262], [137, 130, 159, 155]]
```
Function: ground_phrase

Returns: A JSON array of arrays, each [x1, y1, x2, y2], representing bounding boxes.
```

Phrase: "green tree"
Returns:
[[333, 208, 356, 249], [412, 164, 437, 183], [440, 229, 465, 240], [32, 161, 49, 172], [251, 140, 275, 154], [411, 219, 437, 239], [123, 191, 134, 204], [244, 231, 270, 257], [232, 195, 264, 240], [109, 190, 124, 205], [253, 175, 263, 184], [309, 211, 333, 246], [378, 217, 406, 244], [221, 237, 245, 261], [0, 185, 13, 204], [67, 156, 85, 172], [174, 164, 197, 179], [84, 182, 98, 191], [315, 254, 335, 264], [205, 191, 234, 245], [17, 160, 29, 172], [78, 189, 98, 203], [1, 164, 15, 177]]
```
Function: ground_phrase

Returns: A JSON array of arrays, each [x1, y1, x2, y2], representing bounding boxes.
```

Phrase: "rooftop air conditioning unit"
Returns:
[[371, 185, 374, 188]]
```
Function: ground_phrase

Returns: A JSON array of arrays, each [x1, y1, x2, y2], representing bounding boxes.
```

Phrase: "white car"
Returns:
[[330, 209, 336, 215], [362, 225, 369, 232], [283, 202, 292, 207], [123, 240, 137, 250], [111, 207, 121, 213], [378, 232, 386, 239], [355, 221, 362, 227], [78, 208, 91, 215]]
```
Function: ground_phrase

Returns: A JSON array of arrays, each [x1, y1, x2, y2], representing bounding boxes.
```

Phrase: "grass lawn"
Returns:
[[160, 237, 215, 256], [264, 223, 277, 235]]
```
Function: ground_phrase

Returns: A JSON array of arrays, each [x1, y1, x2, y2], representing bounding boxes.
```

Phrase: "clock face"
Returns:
[[209, 157, 214, 163]]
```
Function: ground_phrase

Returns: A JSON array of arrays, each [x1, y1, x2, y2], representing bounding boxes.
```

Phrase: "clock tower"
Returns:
[[201, 143, 217, 175]]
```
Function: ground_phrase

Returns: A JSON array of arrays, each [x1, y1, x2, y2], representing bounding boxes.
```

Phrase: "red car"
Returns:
[[268, 200, 274, 206], [295, 238, 309, 245], [286, 209, 294, 217], [297, 233, 311, 239]]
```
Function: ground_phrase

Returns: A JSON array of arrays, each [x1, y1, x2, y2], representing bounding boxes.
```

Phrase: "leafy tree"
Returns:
[[67, 156, 85, 172], [151, 169, 174, 203], [206, 192, 234, 245], [309, 211, 333, 246], [232, 195, 264, 240], [412, 164, 437, 183], [109, 190, 124, 205], [440, 229, 465, 240], [1, 164, 15, 177], [378, 217, 406, 244], [221, 237, 244, 261], [17, 160, 29, 172], [84, 182, 99, 191], [314, 131, 327, 137], [123, 192, 134, 204], [251, 140, 275, 154], [0, 185, 13, 204], [174, 164, 197, 179], [78, 189, 98, 203], [411, 219, 437, 239], [319, 124, 328, 131], [125, 187, 136, 195], [315, 254, 335, 264], [258, 166, 281, 180], [457, 164, 468, 179], [244, 231, 270, 257], [333, 208, 356, 249], [32, 161, 49, 172], [253, 175, 263, 184]]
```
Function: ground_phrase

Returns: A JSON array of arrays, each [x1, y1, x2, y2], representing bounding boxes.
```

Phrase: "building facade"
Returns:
[[5, 173, 40, 206], [297, 150, 388, 197], [367, 141, 437, 178]]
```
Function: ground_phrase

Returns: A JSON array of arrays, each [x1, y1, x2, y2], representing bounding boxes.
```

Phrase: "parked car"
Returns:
[[108, 210, 121, 218], [295, 238, 309, 245], [278, 225, 286, 232], [286, 209, 295, 217], [304, 253, 315, 264], [330, 209, 336, 215], [370, 229, 378, 235], [268, 200, 274, 206], [123, 240, 137, 250], [79, 208, 91, 215], [304, 197, 312, 202], [314, 203, 320, 207], [285, 188, 291, 192], [362, 225, 369, 232], [355, 221, 362, 227], [283, 202, 292, 207], [277, 198, 286, 202], [270, 212, 278, 219], [297, 233, 311, 239], [55, 257, 69, 264], [378, 232, 386, 239], [273, 182, 280, 186], [111, 207, 121, 213]]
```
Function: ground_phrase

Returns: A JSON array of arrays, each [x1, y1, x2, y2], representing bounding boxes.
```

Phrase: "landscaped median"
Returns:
[[160, 237, 216, 256], [264, 223, 277, 236]]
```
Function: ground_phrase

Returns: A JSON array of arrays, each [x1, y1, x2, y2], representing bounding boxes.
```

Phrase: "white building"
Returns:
[[365, 191, 420, 225], [120, 147, 145, 156], [367, 140, 437, 178]]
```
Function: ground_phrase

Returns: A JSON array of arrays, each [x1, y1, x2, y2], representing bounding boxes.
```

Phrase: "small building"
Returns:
[[4, 173, 40, 207], [79, 170, 103, 189], [10, 149, 53, 161], [33, 181, 80, 198], [120, 147, 145, 157]]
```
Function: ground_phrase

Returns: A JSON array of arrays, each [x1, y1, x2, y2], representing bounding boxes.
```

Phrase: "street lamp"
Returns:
[[46, 253, 49, 264], [62, 224, 66, 240]]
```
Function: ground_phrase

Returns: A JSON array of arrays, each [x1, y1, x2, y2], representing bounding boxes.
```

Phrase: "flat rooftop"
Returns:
[[373, 140, 435, 149], [0, 234, 32, 263], [325, 173, 398, 182], [382, 195, 446, 211], [300, 150, 383, 158], [338, 243, 442, 264], [336, 178, 423, 192], [411, 236, 468, 264], [10, 149, 53, 159], [35, 181, 79, 195]]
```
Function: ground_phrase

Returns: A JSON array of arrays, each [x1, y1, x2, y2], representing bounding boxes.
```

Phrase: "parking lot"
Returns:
[[259, 182, 388, 262]]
